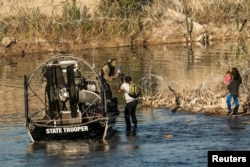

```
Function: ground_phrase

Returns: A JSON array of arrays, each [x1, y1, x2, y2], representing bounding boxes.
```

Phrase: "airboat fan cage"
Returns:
[[25, 55, 104, 122]]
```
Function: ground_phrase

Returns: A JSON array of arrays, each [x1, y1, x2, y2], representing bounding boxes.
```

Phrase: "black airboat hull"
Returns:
[[26, 117, 117, 142], [24, 55, 120, 142]]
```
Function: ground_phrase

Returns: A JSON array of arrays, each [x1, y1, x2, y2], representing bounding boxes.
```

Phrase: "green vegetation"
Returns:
[[0, 0, 250, 44]]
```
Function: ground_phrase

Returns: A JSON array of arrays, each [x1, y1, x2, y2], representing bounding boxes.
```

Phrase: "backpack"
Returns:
[[128, 81, 141, 98]]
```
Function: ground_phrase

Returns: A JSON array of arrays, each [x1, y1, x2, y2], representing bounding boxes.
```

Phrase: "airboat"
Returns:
[[24, 55, 119, 142]]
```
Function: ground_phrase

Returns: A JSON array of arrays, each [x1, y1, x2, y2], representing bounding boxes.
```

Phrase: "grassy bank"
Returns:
[[0, 0, 250, 46]]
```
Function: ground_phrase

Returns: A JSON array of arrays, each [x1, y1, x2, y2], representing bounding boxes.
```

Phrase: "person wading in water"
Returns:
[[226, 67, 242, 115], [119, 76, 139, 131]]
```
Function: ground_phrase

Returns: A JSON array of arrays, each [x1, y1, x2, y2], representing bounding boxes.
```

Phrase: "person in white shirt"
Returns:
[[120, 76, 138, 131]]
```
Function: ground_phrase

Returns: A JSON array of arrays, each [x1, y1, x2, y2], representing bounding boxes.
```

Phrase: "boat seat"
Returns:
[[78, 90, 101, 105]]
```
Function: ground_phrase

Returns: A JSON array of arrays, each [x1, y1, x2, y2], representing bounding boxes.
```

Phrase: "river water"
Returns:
[[0, 43, 250, 167]]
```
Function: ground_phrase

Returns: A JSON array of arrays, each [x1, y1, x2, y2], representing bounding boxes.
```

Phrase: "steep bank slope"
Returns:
[[0, 0, 249, 56]]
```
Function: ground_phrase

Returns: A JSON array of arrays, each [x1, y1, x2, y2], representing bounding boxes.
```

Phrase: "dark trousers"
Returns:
[[124, 100, 138, 130], [103, 81, 112, 100]]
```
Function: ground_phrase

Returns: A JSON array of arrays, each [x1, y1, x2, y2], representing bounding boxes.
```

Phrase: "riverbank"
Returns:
[[139, 56, 250, 116]]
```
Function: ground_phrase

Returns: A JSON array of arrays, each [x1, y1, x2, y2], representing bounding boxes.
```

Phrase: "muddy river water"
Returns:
[[0, 43, 250, 167]]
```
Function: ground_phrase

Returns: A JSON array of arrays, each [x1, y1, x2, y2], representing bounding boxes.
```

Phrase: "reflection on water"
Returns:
[[27, 140, 113, 157], [0, 43, 241, 119], [1, 43, 250, 167]]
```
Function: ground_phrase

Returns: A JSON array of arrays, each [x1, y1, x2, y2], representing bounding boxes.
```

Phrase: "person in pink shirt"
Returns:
[[224, 70, 232, 85]]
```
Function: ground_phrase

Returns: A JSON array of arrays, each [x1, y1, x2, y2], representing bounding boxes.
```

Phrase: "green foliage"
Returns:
[[99, 0, 147, 19], [0, 20, 7, 38], [62, 0, 81, 22], [31, 8, 42, 29], [115, 0, 140, 18], [1, 0, 250, 43], [98, 0, 153, 36]]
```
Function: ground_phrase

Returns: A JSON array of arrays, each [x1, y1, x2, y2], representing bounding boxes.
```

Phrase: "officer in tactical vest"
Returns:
[[101, 59, 121, 100]]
